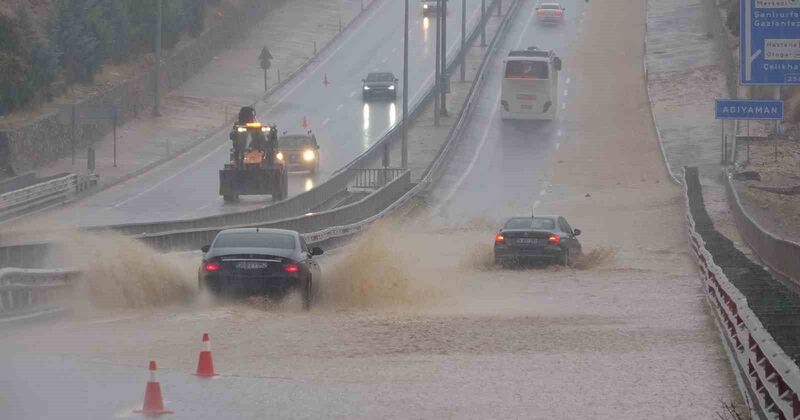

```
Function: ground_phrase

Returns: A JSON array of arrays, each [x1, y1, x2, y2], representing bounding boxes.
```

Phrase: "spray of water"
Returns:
[[55, 231, 196, 309]]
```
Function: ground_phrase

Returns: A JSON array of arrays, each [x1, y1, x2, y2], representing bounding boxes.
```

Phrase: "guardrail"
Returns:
[[724, 169, 800, 288], [350, 168, 406, 189], [0, 173, 78, 222], [0, 268, 79, 318], [73, 0, 501, 237], [685, 167, 800, 420]]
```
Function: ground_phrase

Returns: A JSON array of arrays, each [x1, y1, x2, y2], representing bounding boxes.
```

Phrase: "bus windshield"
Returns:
[[505, 60, 549, 79]]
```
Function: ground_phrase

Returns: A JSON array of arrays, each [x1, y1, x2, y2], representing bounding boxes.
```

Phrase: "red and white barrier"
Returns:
[[685, 195, 800, 419]]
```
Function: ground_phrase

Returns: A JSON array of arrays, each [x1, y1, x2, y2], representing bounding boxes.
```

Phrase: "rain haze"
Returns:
[[3, 0, 800, 419]]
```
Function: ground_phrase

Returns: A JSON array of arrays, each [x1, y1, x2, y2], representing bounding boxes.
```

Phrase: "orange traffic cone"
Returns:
[[195, 333, 217, 377], [134, 361, 173, 416], [302, 116, 308, 129]]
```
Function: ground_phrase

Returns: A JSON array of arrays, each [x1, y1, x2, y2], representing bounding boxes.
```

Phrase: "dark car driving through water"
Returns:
[[494, 215, 582, 266], [199, 228, 323, 309]]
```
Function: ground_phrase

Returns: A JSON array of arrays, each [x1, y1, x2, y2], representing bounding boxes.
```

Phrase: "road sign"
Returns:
[[259, 47, 272, 70], [740, 0, 800, 85], [715, 99, 784, 120]]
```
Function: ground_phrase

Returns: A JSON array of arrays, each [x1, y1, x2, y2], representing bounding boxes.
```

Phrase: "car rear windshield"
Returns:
[[279, 136, 312, 148], [540, 3, 560, 9], [505, 60, 549, 79], [213, 232, 296, 249], [504, 217, 556, 230], [367, 73, 394, 82]]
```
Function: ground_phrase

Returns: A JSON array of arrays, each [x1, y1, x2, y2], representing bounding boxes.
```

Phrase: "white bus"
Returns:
[[500, 47, 562, 121]]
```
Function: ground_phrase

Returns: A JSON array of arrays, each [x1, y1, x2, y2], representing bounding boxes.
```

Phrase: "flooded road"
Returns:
[[0, 0, 745, 418]]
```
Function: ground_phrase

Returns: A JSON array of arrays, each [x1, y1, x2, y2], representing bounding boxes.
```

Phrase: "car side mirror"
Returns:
[[562, 7, 566, 10], [310, 246, 324, 256], [361, 78, 366, 82], [201, 245, 210, 253], [395, 78, 399, 82], [573, 229, 581, 236], [554, 57, 562, 71]]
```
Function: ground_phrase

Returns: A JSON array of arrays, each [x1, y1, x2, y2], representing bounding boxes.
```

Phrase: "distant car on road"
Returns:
[[198, 228, 323, 309], [494, 215, 582, 266], [362, 72, 399, 101], [535, 2, 565, 23], [276, 131, 320, 174], [421, 0, 446, 15]]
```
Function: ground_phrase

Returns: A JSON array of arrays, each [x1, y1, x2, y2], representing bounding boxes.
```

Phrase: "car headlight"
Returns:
[[363, 85, 370, 90], [303, 150, 315, 161], [237, 127, 247, 133], [423, 4, 428, 8], [262, 126, 270, 132], [276, 152, 284, 161], [388, 85, 395, 90]]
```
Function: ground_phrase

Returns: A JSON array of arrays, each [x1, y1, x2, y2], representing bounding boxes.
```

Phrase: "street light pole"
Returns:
[[461, 0, 466, 82], [402, 0, 409, 169], [440, 0, 448, 116], [154, 0, 162, 117], [480, 0, 486, 46], [434, 0, 441, 127]]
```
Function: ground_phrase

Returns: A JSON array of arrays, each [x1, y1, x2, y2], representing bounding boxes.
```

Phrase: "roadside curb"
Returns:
[[643, 1, 682, 186]]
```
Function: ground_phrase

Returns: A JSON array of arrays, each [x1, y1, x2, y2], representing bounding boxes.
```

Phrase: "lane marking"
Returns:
[[322, 117, 331, 126], [556, 129, 563, 137], [434, 89, 503, 214], [555, 143, 560, 150], [561, 103, 566, 110], [349, 90, 358, 98], [392, 47, 398, 53], [534, 199, 541, 208], [565, 77, 571, 85], [381, 57, 388, 64], [563, 89, 568, 97], [336, 103, 344, 112], [539, 189, 546, 196]]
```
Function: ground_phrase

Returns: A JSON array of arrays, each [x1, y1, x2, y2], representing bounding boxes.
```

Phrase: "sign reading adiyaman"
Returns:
[[715, 99, 784, 120]]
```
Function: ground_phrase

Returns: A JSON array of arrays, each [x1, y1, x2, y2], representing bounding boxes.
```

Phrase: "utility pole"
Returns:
[[402, 0, 409, 169], [153, 0, 162, 117], [461, 0, 466, 82], [480, 0, 486, 46], [434, 0, 441, 127], [440, 0, 448, 116]]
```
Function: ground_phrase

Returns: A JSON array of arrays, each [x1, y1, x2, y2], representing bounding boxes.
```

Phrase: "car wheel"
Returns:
[[559, 249, 570, 267], [301, 278, 312, 311]]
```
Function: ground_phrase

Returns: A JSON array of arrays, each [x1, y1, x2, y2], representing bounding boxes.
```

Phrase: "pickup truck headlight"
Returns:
[[388, 85, 395, 90], [303, 150, 316, 162], [363, 85, 370, 90], [276, 152, 284, 161]]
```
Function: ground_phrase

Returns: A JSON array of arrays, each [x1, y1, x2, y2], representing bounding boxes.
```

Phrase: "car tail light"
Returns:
[[495, 234, 505, 244], [537, 9, 545, 15], [548, 235, 561, 245], [283, 264, 300, 273], [554, 10, 562, 15], [204, 262, 220, 272]]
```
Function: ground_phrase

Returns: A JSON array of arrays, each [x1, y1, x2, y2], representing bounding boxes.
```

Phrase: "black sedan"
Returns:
[[493, 215, 582, 266], [198, 228, 323, 309], [362, 72, 398, 101]]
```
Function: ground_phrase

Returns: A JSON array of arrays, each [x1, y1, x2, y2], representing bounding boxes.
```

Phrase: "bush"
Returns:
[[0, 0, 210, 114], [726, 0, 740, 37]]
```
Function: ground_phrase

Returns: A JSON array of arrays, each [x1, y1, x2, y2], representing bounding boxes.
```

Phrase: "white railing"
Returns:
[[0, 174, 78, 221], [685, 169, 800, 420]]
